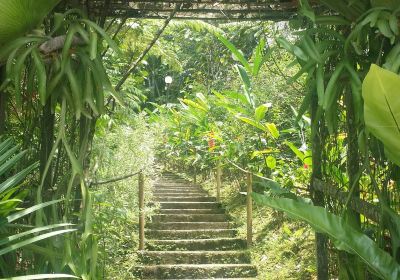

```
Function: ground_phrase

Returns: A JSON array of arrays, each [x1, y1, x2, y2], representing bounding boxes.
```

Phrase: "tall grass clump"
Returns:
[[90, 113, 160, 279]]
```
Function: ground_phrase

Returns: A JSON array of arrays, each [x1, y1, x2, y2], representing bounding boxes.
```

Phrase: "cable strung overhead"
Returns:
[[85, 0, 298, 21]]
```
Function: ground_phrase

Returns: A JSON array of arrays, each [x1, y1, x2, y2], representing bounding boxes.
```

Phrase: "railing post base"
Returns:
[[246, 172, 253, 247], [216, 163, 222, 202], [138, 172, 145, 250]]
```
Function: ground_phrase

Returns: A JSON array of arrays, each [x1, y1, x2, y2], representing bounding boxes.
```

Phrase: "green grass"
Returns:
[[202, 178, 317, 280]]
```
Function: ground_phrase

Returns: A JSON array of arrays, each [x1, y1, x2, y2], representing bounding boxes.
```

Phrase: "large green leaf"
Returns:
[[253, 193, 400, 280], [362, 64, 400, 166], [0, 0, 60, 44]]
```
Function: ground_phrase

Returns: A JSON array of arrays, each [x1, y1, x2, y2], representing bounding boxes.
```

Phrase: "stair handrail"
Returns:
[[225, 160, 283, 247]]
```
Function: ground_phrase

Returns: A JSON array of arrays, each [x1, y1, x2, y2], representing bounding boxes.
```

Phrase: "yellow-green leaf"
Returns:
[[362, 64, 400, 166], [265, 123, 279, 138], [266, 156, 276, 169]]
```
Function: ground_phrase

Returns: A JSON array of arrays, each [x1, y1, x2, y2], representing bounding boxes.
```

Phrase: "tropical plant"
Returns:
[[0, 138, 76, 279], [0, 0, 60, 45], [253, 180, 400, 280], [0, 5, 123, 278], [362, 64, 400, 167]]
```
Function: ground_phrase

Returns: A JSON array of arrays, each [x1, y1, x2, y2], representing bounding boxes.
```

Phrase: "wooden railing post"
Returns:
[[138, 172, 145, 250], [216, 163, 222, 202], [246, 172, 253, 247]]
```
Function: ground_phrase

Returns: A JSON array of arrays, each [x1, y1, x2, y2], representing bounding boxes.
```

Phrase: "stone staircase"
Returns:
[[137, 172, 257, 279]]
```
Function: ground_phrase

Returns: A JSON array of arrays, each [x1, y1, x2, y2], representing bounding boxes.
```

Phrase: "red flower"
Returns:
[[303, 164, 309, 169], [208, 138, 215, 149]]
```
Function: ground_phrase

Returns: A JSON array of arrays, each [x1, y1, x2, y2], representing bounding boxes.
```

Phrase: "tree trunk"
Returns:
[[0, 66, 7, 135], [39, 100, 55, 197], [345, 88, 361, 226], [310, 88, 329, 280], [339, 87, 365, 279]]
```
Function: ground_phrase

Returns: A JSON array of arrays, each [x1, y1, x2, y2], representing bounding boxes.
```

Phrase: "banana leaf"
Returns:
[[362, 64, 400, 166], [253, 193, 400, 280], [0, 0, 60, 44]]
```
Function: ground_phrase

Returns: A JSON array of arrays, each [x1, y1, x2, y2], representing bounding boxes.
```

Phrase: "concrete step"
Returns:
[[155, 185, 200, 189], [155, 196, 216, 202], [145, 229, 237, 239], [154, 183, 194, 187], [146, 278, 257, 280], [146, 238, 246, 251], [154, 189, 205, 194], [148, 221, 231, 230], [152, 214, 227, 223], [154, 192, 207, 197], [139, 264, 257, 279], [139, 250, 251, 265], [160, 202, 221, 209], [139, 175, 258, 279], [159, 209, 225, 215], [145, 278, 257, 280], [160, 176, 183, 180]]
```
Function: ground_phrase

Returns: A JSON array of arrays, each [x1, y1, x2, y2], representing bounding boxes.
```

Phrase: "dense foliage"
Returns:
[[0, 0, 400, 279]]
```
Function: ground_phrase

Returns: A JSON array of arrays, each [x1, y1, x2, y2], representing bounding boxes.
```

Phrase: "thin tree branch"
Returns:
[[99, 0, 111, 28], [115, 4, 182, 91], [39, 35, 85, 54], [91, 170, 143, 186], [226, 159, 276, 183], [105, 17, 117, 32], [102, 17, 128, 57]]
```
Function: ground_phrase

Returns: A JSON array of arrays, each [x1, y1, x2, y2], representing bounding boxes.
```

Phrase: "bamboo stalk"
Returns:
[[246, 172, 253, 247], [138, 172, 145, 250]]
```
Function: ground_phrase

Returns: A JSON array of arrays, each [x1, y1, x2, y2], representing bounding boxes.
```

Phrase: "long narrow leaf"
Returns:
[[0, 146, 22, 171], [31, 48, 47, 106], [80, 19, 121, 55], [236, 115, 267, 132], [0, 223, 73, 246], [2, 274, 79, 280], [0, 161, 39, 194], [6, 199, 61, 223], [252, 38, 266, 76], [215, 32, 251, 72], [0, 229, 76, 256], [0, 138, 14, 155]]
